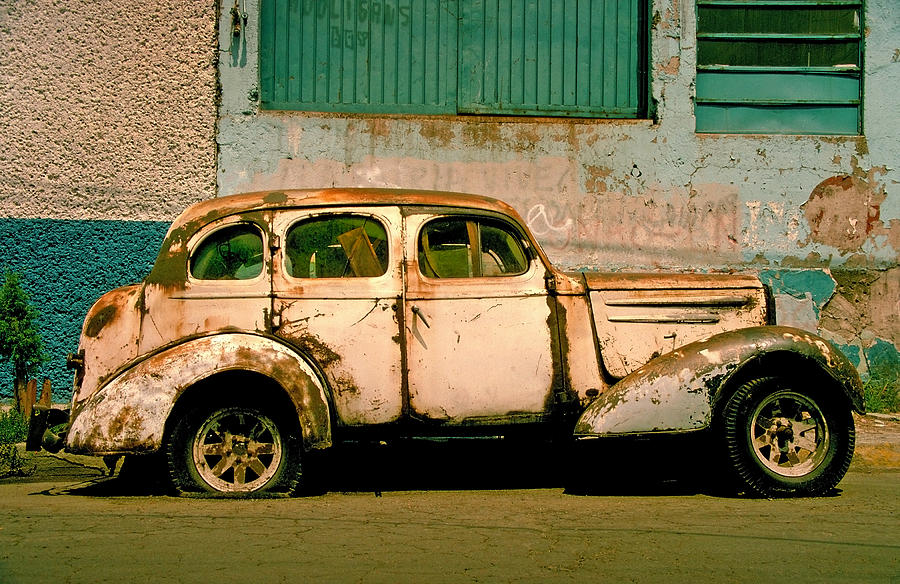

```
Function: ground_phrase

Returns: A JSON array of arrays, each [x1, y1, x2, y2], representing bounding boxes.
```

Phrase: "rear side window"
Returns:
[[190, 224, 264, 280], [285, 215, 389, 278], [419, 217, 529, 279]]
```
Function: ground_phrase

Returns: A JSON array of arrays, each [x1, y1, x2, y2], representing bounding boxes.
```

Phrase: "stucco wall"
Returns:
[[0, 1, 217, 398], [217, 0, 899, 387]]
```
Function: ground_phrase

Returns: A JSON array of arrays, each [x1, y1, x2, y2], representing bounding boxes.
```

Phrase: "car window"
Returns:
[[419, 218, 529, 278], [190, 224, 265, 280], [285, 215, 389, 278]]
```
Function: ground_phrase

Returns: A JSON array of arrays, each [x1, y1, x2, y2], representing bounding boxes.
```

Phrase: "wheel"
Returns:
[[167, 403, 301, 496], [719, 376, 855, 497]]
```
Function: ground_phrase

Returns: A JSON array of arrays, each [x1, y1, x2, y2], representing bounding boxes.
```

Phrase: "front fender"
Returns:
[[574, 326, 863, 437], [67, 333, 332, 455]]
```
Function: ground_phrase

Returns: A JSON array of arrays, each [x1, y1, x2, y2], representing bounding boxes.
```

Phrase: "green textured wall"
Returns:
[[0, 219, 169, 402]]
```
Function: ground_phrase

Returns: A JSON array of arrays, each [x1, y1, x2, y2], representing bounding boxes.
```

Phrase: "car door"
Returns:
[[271, 207, 405, 427], [403, 211, 562, 426]]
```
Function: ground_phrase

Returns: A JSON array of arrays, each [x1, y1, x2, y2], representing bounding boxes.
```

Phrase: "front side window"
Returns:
[[419, 217, 529, 278], [285, 215, 389, 278], [190, 224, 265, 280]]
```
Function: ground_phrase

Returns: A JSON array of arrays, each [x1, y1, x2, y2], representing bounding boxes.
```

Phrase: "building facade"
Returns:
[[1, 0, 897, 401]]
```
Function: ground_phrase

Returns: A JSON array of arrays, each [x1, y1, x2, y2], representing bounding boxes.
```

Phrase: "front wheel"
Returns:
[[167, 403, 301, 496], [719, 376, 855, 497]]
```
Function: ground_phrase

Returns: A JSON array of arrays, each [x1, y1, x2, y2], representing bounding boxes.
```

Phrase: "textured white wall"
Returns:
[[0, 0, 218, 221]]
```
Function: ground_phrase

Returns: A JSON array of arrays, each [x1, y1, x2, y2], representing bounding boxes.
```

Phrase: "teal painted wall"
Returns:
[[0, 219, 169, 402]]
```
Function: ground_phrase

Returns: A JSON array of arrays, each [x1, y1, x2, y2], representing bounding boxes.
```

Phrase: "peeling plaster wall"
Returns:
[[218, 0, 899, 388], [0, 1, 217, 398]]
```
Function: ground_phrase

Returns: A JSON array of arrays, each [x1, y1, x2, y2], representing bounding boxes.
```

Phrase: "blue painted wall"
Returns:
[[0, 218, 169, 402]]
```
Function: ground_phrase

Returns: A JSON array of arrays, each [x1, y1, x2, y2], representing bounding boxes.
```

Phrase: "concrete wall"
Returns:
[[0, 0, 896, 400], [218, 0, 899, 389], [0, 0, 217, 398]]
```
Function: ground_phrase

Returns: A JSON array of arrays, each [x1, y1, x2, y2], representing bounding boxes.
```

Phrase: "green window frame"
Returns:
[[695, 0, 863, 135], [260, 0, 647, 118]]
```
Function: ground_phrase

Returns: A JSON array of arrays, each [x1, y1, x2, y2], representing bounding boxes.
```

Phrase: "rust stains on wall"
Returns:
[[418, 121, 455, 148], [584, 165, 615, 193], [461, 122, 503, 150]]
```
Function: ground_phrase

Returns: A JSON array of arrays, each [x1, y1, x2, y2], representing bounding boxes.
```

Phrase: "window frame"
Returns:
[[187, 220, 268, 284], [416, 215, 534, 280], [694, 0, 863, 135]]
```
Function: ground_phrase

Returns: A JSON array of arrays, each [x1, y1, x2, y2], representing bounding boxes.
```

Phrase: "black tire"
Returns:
[[719, 376, 855, 497], [166, 402, 302, 496]]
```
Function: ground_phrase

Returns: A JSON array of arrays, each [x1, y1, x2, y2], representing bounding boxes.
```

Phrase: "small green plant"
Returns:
[[0, 407, 28, 443], [863, 375, 900, 414], [0, 408, 33, 477]]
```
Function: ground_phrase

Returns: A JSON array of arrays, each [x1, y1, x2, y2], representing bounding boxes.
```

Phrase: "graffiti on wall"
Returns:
[[299, 0, 413, 50], [236, 154, 742, 267]]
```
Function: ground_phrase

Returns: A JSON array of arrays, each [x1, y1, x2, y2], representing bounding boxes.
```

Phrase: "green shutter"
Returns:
[[259, 0, 645, 118], [260, 0, 458, 113], [695, 0, 862, 135], [457, 0, 641, 117]]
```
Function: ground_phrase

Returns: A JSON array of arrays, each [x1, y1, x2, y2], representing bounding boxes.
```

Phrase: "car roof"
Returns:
[[169, 188, 526, 233]]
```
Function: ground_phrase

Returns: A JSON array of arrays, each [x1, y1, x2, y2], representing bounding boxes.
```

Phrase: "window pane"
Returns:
[[695, 1, 861, 134], [285, 215, 388, 278], [190, 224, 264, 280], [419, 219, 473, 278], [699, 39, 859, 67], [480, 221, 528, 276], [419, 217, 528, 278], [698, 7, 859, 35]]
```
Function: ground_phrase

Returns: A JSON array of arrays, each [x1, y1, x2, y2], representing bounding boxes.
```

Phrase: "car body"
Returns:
[[36, 188, 864, 496]]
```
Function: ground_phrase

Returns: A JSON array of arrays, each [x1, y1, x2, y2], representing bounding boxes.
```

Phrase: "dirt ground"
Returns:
[[0, 414, 898, 583]]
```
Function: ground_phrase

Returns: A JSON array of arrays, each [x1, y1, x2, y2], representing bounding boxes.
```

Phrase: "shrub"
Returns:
[[863, 375, 900, 414], [0, 408, 33, 477]]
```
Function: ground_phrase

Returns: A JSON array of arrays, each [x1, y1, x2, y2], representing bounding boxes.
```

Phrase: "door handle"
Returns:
[[411, 305, 430, 328]]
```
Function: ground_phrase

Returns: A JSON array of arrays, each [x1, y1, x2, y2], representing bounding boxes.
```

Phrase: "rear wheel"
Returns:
[[167, 403, 301, 496], [720, 376, 854, 497]]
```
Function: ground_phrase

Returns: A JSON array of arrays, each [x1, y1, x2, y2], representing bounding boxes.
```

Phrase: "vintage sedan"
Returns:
[[34, 189, 863, 497]]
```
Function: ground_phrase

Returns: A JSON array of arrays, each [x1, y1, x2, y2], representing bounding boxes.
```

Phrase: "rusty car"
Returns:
[[30, 189, 864, 497]]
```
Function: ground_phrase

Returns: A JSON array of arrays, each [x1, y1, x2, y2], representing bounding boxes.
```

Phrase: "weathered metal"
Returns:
[[573, 326, 864, 437], [67, 333, 331, 455], [43, 188, 863, 495]]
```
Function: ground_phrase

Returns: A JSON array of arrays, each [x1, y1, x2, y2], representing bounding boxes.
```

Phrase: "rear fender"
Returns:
[[574, 326, 863, 437], [66, 333, 332, 455]]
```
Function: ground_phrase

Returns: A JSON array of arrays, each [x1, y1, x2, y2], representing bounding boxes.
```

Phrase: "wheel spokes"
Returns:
[[209, 452, 234, 476], [749, 390, 830, 477], [191, 407, 285, 493]]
